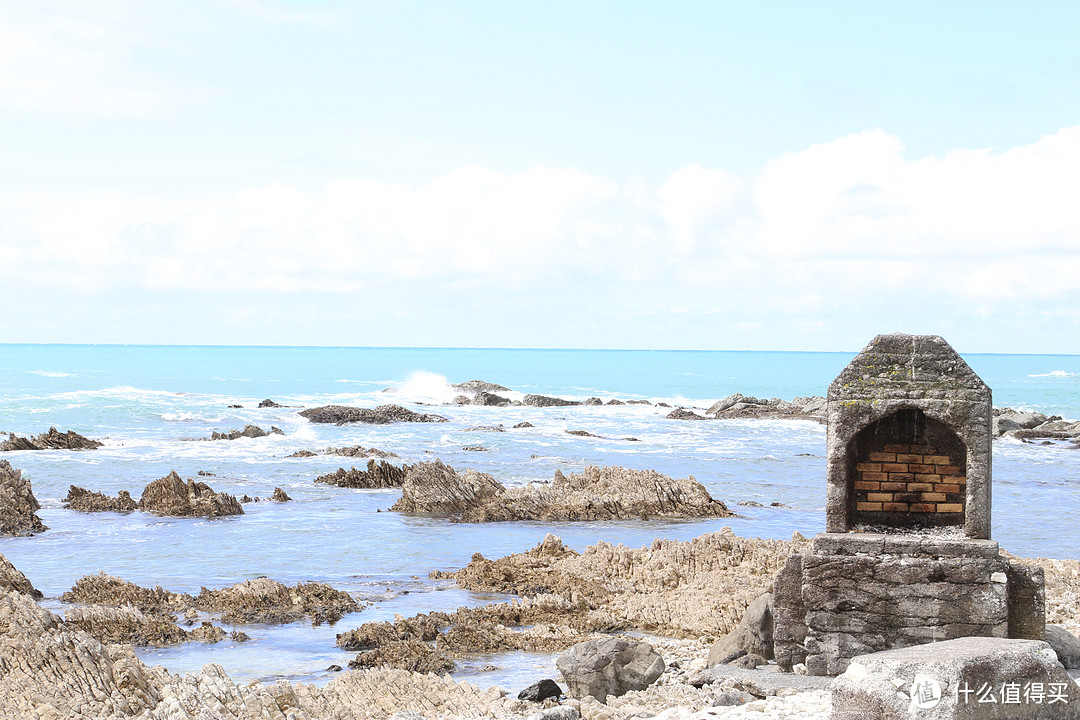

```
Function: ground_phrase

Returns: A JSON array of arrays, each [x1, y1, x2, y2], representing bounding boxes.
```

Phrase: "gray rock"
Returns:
[[994, 416, 1022, 436], [728, 652, 767, 669], [138, 472, 244, 517], [707, 393, 771, 415], [708, 593, 774, 666], [584, 397, 603, 406], [526, 707, 579, 720], [1011, 411, 1051, 428], [389, 460, 503, 515], [556, 638, 665, 703], [315, 460, 408, 489], [472, 392, 509, 406], [666, 408, 707, 420], [1046, 625, 1080, 669], [523, 394, 581, 408], [299, 404, 448, 424], [831, 637, 1080, 719], [0, 427, 103, 451], [0, 461, 47, 537], [452, 380, 511, 394], [711, 690, 756, 706], [513, 422, 534, 429]]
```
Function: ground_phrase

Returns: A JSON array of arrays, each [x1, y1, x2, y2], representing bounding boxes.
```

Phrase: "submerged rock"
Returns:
[[523, 394, 581, 407], [271, 487, 291, 502], [666, 408, 707, 420], [315, 460, 409, 489], [287, 449, 318, 457], [0, 460, 46, 537], [299, 404, 448, 425], [327, 445, 399, 458], [208, 424, 283, 440], [0, 427, 103, 451], [390, 460, 504, 515], [137, 472, 244, 517], [63, 486, 138, 513], [258, 398, 283, 408]]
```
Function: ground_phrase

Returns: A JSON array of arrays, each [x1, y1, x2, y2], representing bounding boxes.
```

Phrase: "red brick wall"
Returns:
[[853, 443, 966, 516]]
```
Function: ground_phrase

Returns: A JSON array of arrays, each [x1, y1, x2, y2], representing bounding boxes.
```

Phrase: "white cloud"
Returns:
[[4, 127, 1080, 348]]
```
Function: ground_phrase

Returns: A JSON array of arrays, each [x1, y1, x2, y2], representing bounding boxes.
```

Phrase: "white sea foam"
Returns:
[[1028, 370, 1076, 378], [390, 371, 461, 405], [26, 370, 77, 378]]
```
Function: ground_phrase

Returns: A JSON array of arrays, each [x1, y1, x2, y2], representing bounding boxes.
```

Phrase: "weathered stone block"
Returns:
[[1007, 563, 1045, 641]]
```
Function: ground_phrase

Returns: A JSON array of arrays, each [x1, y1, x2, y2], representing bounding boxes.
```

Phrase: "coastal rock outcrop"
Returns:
[[0, 460, 47, 536], [137, 472, 244, 517], [390, 460, 504, 515], [258, 398, 284, 408], [61, 572, 194, 613], [209, 424, 283, 440], [328, 445, 399, 458], [63, 485, 138, 513], [556, 638, 665, 703], [299, 404, 448, 425], [195, 576, 360, 624], [64, 604, 194, 647], [523, 394, 581, 407], [452, 380, 511, 394], [0, 554, 42, 599], [472, 392, 510, 406], [315, 460, 409, 489], [402, 464, 733, 523], [271, 486, 291, 501], [706, 394, 827, 421], [0, 427, 103, 451], [666, 408, 706, 420]]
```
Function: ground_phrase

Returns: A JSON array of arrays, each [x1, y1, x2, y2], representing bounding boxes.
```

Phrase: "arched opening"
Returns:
[[846, 408, 967, 529]]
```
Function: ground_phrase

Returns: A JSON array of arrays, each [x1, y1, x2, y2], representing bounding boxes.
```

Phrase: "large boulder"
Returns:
[[472, 392, 509, 406], [556, 638, 665, 703], [1045, 624, 1080, 669], [0, 427, 102, 451], [137, 472, 244, 517], [315, 460, 409, 488], [63, 486, 138, 513], [299, 404, 447, 424], [0, 460, 46, 536], [831, 637, 1080, 720], [993, 416, 1023, 436], [707, 592, 773, 665], [390, 460, 504, 515]]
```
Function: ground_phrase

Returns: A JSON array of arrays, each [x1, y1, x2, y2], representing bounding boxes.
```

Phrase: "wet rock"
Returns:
[[518, 678, 563, 702], [327, 445, 399, 458], [626, 399, 652, 405], [270, 487, 291, 502], [258, 398, 283, 408], [299, 404, 448, 424], [565, 429, 602, 437], [737, 500, 763, 507], [583, 397, 603, 406], [523, 394, 581, 407], [606, 399, 626, 405], [707, 592, 774, 665], [327, 663, 342, 671], [137, 471, 244, 517], [0, 427, 103, 451], [240, 494, 253, 502], [390, 460, 504, 515], [0, 460, 47, 537], [452, 380, 511, 394], [64, 604, 191, 647], [0, 554, 41, 599], [197, 470, 216, 476], [63, 486, 138, 513], [230, 630, 250, 642], [196, 576, 360, 624], [556, 638, 665, 702], [472, 392, 509, 406], [61, 572, 194, 613], [452, 395, 471, 405], [189, 621, 227, 643], [287, 449, 318, 457], [464, 425, 505, 432], [462, 445, 489, 452], [315, 460, 409, 489], [457, 465, 734, 523], [513, 421, 534, 428], [208, 424, 276, 440], [666, 408, 706, 420]]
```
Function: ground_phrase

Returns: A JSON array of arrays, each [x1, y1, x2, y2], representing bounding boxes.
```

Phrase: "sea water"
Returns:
[[1, 345, 1079, 689]]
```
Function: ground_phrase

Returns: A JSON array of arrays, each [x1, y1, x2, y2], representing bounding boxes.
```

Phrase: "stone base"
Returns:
[[774, 533, 1045, 676], [830, 637, 1080, 720]]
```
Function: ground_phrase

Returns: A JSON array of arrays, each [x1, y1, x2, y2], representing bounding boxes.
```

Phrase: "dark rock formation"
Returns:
[[390, 460, 503, 515], [452, 380, 511, 394], [315, 460, 408, 489], [258, 399, 283, 408], [196, 577, 360, 624], [64, 486, 138, 513], [513, 422, 534, 428], [583, 397, 603, 406], [0, 554, 42, 599], [64, 604, 194, 647], [137, 472, 244, 517], [556, 638, 665, 702], [327, 445, 399, 458], [523, 394, 581, 407], [518, 679, 563, 702], [299, 404, 448, 425], [208, 424, 282, 440], [0, 427, 103, 451], [62, 572, 193, 613], [472, 392, 509, 406], [0, 460, 46, 536], [565, 430, 602, 437], [287, 450, 318, 457], [270, 487, 291, 502], [666, 408, 706, 420]]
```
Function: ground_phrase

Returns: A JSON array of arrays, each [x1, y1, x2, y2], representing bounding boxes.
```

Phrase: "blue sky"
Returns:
[[3, 1, 1080, 351]]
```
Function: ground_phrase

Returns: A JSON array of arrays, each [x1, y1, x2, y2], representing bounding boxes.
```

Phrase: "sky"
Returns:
[[2, 1, 1080, 352]]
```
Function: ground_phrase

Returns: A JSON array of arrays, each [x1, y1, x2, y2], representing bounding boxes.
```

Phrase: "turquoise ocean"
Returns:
[[1, 345, 1079, 690]]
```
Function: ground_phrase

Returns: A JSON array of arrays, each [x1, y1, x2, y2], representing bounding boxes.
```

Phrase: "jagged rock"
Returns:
[[1046, 624, 1080, 669], [231, 630, 250, 642], [993, 416, 1022, 436], [606, 399, 625, 406], [63, 486, 138, 513], [452, 395, 471, 405], [556, 638, 665, 702], [0, 554, 41, 599], [666, 408, 706, 420], [299, 404, 448, 424], [197, 470, 216, 476], [707, 593, 774, 665], [240, 494, 253, 503], [513, 422, 534, 428], [518, 678, 563, 702], [457, 465, 733, 523], [528, 709, 579, 720], [208, 424, 278, 440], [707, 393, 765, 414], [315, 460, 409, 489], [287, 450, 318, 457], [196, 576, 360, 624], [452, 380, 511, 394], [626, 399, 652, 405], [472, 392, 509, 406], [0, 460, 46, 537], [523, 394, 581, 407], [258, 398, 283, 408], [0, 427, 103, 451], [390, 460, 504, 515], [271, 487, 291, 502], [348, 639, 456, 674], [327, 445, 399, 458], [137, 472, 244, 517], [61, 572, 194, 613], [583, 397, 603, 406], [64, 604, 191, 647], [565, 429, 602, 437]]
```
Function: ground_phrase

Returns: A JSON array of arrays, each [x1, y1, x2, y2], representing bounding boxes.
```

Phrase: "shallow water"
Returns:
[[1, 345, 1079, 689]]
